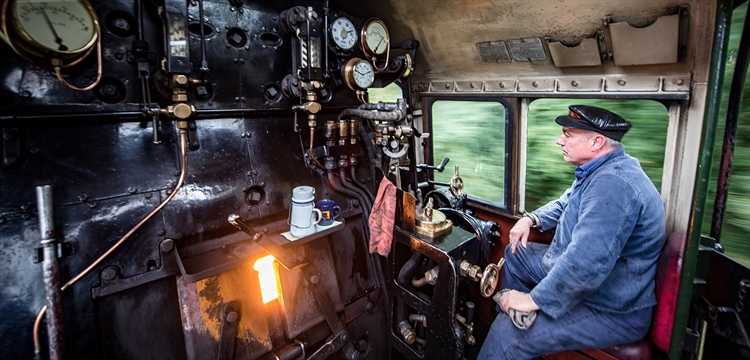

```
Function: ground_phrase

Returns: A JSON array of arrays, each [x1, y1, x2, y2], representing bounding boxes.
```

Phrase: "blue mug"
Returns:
[[316, 199, 341, 226]]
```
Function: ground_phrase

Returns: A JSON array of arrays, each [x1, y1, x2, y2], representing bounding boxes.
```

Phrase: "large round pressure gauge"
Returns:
[[361, 18, 389, 56], [329, 16, 357, 51], [343, 58, 375, 91], [9, 0, 98, 57]]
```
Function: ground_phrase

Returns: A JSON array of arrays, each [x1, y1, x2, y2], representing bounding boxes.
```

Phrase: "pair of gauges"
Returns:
[[331, 16, 389, 91]]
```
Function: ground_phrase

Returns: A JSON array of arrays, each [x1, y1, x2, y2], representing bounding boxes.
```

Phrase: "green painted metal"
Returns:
[[668, 0, 734, 358]]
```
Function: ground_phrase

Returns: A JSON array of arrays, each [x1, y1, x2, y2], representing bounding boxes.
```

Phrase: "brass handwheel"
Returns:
[[449, 165, 464, 197], [480, 263, 498, 298], [480, 258, 505, 298]]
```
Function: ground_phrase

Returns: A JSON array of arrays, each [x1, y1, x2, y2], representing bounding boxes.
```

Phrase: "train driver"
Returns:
[[478, 105, 667, 359]]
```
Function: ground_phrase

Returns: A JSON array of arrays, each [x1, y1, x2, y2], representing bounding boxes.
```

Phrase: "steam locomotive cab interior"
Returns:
[[1, 0, 746, 359]]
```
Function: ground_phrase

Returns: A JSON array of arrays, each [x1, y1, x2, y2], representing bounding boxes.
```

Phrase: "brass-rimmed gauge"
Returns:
[[342, 57, 375, 91], [329, 15, 357, 52], [7, 0, 98, 58], [1, 0, 102, 90], [361, 18, 389, 56], [402, 53, 413, 78]]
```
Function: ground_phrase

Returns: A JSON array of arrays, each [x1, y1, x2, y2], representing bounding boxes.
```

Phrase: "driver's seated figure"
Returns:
[[479, 105, 666, 359]]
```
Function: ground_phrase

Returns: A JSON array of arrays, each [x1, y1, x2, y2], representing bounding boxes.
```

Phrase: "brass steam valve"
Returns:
[[459, 258, 505, 298]]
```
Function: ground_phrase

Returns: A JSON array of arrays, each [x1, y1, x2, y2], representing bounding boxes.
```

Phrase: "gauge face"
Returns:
[[343, 58, 375, 91], [352, 59, 374, 88], [362, 18, 389, 56], [330, 16, 357, 51], [12, 0, 98, 55]]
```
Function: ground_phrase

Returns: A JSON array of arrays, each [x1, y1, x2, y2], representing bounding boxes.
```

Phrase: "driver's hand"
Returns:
[[508, 217, 533, 254]]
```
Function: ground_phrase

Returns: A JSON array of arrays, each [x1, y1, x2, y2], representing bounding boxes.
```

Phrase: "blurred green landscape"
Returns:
[[372, 3, 749, 266]]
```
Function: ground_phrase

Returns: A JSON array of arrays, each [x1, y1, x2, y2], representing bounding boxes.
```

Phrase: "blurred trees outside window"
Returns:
[[525, 99, 669, 212], [368, 82, 403, 103], [431, 101, 508, 207], [701, 2, 750, 266]]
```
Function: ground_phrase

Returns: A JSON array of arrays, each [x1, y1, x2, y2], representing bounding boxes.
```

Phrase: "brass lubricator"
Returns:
[[415, 198, 452, 238], [458, 258, 505, 298]]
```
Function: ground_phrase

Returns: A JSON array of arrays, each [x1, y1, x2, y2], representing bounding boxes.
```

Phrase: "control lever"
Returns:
[[227, 214, 307, 270], [417, 156, 450, 172]]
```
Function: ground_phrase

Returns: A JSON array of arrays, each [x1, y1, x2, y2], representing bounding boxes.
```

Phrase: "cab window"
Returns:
[[525, 99, 669, 211], [702, 1, 750, 266], [430, 100, 510, 208]]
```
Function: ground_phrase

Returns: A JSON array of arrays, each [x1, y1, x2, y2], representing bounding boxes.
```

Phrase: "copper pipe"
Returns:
[[33, 129, 189, 355], [54, 28, 103, 91], [33, 304, 46, 359], [309, 128, 323, 168]]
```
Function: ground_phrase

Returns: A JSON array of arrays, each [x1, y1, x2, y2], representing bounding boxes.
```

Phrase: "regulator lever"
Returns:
[[417, 156, 450, 172]]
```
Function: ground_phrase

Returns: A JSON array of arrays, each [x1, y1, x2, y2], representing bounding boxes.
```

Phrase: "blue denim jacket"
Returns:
[[529, 146, 666, 319]]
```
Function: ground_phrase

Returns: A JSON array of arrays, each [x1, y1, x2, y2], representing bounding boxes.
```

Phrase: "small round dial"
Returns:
[[10, 0, 98, 56], [343, 58, 375, 91], [361, 18, 389, 56], [330, 16, 357, 51]]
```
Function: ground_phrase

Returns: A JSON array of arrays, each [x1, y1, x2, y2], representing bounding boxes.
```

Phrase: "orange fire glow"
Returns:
[[253, 255, 279, 304]]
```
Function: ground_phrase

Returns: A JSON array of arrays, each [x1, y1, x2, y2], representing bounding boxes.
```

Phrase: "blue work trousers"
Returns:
[[477, 243, 652, 359]]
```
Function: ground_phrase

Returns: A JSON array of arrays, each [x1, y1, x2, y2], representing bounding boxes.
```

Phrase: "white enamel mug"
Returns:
[[289, 186, 322, 238]]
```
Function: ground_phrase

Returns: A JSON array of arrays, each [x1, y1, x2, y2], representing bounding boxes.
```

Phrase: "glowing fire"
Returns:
[[253, 255, 279, 304]]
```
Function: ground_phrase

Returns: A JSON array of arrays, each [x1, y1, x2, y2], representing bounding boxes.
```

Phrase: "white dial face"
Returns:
[[352, 60, 374, 89], [330, 17, 357, 50], [363, 19, 388, 55], [13, 0, 97, 54]]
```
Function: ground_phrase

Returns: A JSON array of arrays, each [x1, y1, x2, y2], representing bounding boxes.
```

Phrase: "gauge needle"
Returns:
[[375, 37, 384, 53], [40, 8, 68, 51]]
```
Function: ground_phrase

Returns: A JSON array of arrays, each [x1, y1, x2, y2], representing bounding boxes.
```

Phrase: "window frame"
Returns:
[[422, 96, 518, 214]]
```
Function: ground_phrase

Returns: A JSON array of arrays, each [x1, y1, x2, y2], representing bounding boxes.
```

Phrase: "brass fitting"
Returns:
[[172, 74, 189, 86], [161, 103, 195, 120], [398, 321, 416, 345], [424, 266, 439, 285], [456, 314, 476, 345], [172, 93, 188, 102], [324, 120, 337, 147], [349, 120, 359, 145], [306, 101, 321, 114], [459, 260, 482, 282], [338, 120, 349, 146]]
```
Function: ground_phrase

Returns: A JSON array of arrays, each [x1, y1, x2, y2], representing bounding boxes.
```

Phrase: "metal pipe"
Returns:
[[323, 0, 329, 79], [411, 276, 429, 288], [198, 0, 208, 73], [357, 101, 400, 112], [397, 251, 423, 287], [33, 129, 190, 356], [337, 108, 404, 122], [339, 168, 372, 211], [711, 2, 750, 242], [36, 185, 64, 360], [350, 165, 374, 204], [465, 301, 475, 325], [669, 1, 734, 358], [358, 121, 379, 188], [135, 0, 143, 42], [412, 266, 438, 288], [326, 170, 368, 219], [408, 314, 427, 328]]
